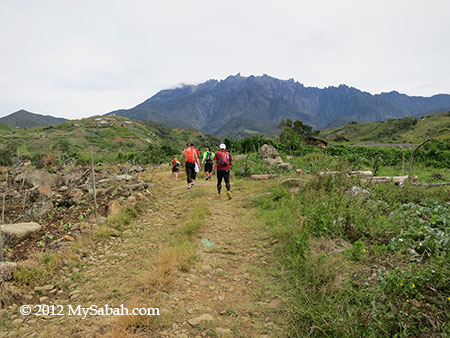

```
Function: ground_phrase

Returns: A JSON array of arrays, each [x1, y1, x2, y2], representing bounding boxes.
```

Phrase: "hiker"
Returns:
[[180, 143, 201, 190], [190, 143, 200, 182], [212, 143, 233, 199], [201, 147, 215, 181], [170, 156, 180, 180]]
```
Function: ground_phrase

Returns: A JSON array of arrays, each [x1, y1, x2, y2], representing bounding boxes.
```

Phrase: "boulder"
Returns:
[[106, 200, 121, 217], [29, 185, 53, 202], [24, 200, 54, 221], [188, 314, 214, 327], [259, 144, 281, 160], [0, 262, 17, 281], [1, 222, 42, 246], [277, 162, 293, 171], [15, 170, 62, 188]]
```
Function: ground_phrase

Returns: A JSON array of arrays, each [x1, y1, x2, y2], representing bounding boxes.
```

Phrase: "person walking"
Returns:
[[201, 147, 215, 181], [212, 143, 233, 199], [170, 156, 180, 181], [180, 143, 200, 190]]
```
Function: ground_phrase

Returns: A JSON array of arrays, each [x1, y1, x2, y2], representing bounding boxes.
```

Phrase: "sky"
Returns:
[[1, 0, 449, 119]]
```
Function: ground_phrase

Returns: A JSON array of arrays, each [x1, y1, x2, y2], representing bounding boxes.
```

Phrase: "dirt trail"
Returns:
[[2, 169, 285, 337]]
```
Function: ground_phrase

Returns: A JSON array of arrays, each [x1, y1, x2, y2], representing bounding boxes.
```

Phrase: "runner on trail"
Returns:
[[190, 143, 200, 182], [201, 147, 215, 181], [170, 156, 180, 181], [212, 143, 233, 199], [180, 143, 201, 190]]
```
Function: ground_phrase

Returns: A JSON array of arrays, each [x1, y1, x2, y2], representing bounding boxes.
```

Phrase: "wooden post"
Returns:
[[408, 138, 432, 178], [402, 152, 405, 172], [91, 149, 98, 219]]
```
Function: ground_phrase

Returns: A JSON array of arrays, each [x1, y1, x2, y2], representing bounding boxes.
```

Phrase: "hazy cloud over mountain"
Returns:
[[1, 0, 449, 119]]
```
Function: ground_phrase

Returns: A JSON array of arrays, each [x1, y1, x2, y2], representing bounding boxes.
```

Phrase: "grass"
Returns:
[[256, 175, 449, 337]]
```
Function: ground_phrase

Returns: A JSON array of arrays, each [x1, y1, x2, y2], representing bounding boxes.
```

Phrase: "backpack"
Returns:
[[217, 152, 229, 166], [186, 148, 195, 163], [206, 151, 213, 163]]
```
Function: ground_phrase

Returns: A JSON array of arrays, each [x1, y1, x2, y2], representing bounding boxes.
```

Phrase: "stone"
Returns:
[[64, 235, 75, 241], [259, 144, 281, 161], [106, 200, 121, 217], [29, 185, 53, 202], [187, 314, 214, 326], [216, 328, 232, 335], [1, 222, 42, 247], [15, 170, 62, 188], [40, 284, 55, 292], [68, 188, 84, 203], [0, 262, 17, 281], [23, 200, 54, 222], [201, 264, 213, 272], [39, 296, 49, 303], [126, 196, 137, 205]]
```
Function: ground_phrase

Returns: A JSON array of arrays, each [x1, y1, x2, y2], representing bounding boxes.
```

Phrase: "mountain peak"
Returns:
[[0, 110, 68, 129], [107, 74, 450, 138]]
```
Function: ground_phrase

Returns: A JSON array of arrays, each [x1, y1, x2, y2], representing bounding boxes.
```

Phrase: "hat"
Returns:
[[219, 143, 226, 149]]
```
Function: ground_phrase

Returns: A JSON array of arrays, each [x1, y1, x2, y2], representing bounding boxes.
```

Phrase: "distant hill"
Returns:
[[0, 115, 219, 161], [0, 110, 68, 128], [319, 111, 450, 144], [107, 74, 450, 138]]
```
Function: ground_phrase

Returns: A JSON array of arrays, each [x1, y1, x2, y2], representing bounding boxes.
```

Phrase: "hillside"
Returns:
[[319, 112, 450, 143], [0, 115, 219, 163], [108, 74, 450, 138], [0, 110, 68, 128]]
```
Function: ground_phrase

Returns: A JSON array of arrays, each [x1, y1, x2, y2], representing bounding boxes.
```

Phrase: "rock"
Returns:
[[11, 318, 23, 326], [64, 235, 75, 241], [201, 264, 213, 272], [233, 154, 248, 161], [29, 185, 53, 202], [0, 262, 17, 281], [68, 188, 84, 203], [277, 162, 293, 170], [15, 170, 62, 188], [106, 200, 121, 217], [216, 328, 232, 335], [79, 221, 91, 233], [24, 200, 54, 222], [259, 144, 281, 161], [188, 314, 214, 326], [346, 186, 370, 197], [40, 284, 55, 292], [268, 298, 281, 309], [39, 296, 49, 303], [126, 196, 137, 205], [1, 222, 42, 247]]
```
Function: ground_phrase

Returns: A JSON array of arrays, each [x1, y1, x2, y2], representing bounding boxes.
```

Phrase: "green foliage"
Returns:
[[256, 175, 449, 336], [0, 139, 19, 165]]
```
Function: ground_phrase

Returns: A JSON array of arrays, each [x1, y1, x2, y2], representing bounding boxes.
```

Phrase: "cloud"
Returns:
[[1, 0, 449, 118]]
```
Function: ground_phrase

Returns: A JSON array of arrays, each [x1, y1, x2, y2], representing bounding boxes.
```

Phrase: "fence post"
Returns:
[[91, 149, 98, 219]]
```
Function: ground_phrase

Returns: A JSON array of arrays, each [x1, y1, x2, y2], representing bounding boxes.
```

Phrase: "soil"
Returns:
[[1, 168, 286, 337]]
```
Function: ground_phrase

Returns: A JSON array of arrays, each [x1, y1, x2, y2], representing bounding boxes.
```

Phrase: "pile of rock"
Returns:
[[259, 144, 292, 170]]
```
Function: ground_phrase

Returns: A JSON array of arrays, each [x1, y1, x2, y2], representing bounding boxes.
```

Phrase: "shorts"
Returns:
[[204, 163, 213, 172], [172, 167, 179, 173]]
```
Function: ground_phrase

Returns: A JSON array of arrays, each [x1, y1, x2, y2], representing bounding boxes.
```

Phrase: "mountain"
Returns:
[[0, 110, 68, 129], [319, 111, 450, 144], [107, 74, 450, 138]]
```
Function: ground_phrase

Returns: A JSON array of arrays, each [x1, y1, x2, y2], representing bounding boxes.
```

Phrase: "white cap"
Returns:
[[219, 143, 226, 149]]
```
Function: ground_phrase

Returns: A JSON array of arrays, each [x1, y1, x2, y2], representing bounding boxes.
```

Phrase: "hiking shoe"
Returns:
[[227, 191, 232, 200], [187, 186, 191, 190], [217, 194, 221, 198]]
